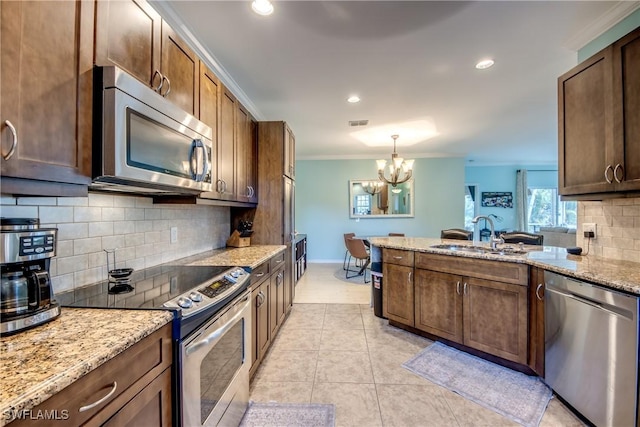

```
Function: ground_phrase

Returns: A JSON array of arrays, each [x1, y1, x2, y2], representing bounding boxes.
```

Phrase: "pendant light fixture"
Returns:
[[376, 135, 414, 187], [363, 181, 383, 195]]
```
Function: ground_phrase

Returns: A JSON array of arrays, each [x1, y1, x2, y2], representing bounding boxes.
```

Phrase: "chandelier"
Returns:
[[376, 135, 414, 187], [363, 181, 383, 195]]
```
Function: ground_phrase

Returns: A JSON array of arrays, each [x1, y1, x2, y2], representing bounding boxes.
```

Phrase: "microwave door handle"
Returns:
[[190, 139, 206, 182], [189, 141, 198, 181], [200, 143, 209, 183]]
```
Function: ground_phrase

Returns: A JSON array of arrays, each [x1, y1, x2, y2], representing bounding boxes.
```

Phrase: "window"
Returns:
[[464, 185, 479, 230], [354, 194, 371, 215], [527, 188, 577, 232]]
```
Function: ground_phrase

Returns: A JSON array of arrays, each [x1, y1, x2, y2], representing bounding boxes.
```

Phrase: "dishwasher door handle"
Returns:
[[546, 287, 633, 320]]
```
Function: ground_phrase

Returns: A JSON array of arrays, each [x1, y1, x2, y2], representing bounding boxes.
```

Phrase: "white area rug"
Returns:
[[402, 342, 552, 427], [239, 402, 336, 427]]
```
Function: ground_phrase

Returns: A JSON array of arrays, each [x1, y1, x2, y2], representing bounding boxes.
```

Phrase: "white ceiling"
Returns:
[[157, 1, 636, 165]]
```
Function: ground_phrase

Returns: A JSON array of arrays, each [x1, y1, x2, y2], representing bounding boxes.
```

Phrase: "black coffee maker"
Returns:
[[0, 218, 60, 335]]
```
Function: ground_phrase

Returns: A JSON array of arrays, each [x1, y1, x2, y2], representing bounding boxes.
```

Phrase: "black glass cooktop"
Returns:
[[57, 264, 235, 310]]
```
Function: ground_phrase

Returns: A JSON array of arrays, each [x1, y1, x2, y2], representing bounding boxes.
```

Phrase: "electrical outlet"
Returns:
[[583, 223, 597, 239], [170, 227, 178, 244]]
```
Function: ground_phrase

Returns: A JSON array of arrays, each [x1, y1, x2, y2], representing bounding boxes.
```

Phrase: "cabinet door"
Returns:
[[558, 48, 615, 196], [247, 117, 259, 203], [284, 124, 296, 179], [102, 368, 172, 427], [161, 21, 199, 116], [383, 263, 414, 325], [218, 87, 236, 199], [198, 62, 220, 188], [613, 27, 640, 192], [95, 0, 161, 89], [463, 277, 528, 365], [235, 103, 250, 201], [283, 247, 294, 312], [528, 267, 545, 377], [275, 267, 286, 328], [257, 281, 271, 358], [251, 286, 260, 368], [414, 269, 463, 344], [1, 0, 93, 190]]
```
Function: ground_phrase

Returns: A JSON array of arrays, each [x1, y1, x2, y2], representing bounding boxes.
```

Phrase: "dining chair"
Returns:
[[345, 237, 371, 283], [388, 233, 405, 236], [343, 233, 356, 270], [500, 231, 544, 246], [440, 228, 473, 240]]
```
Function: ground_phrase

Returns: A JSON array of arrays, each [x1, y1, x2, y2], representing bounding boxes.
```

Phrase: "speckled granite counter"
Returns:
[[0, 308, 173, 427], [186, 245, 286, 269], [369, 237, 640, 295]]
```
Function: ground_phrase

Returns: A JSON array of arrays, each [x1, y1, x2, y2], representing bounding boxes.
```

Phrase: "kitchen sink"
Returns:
[[429, 244, 527, 256]]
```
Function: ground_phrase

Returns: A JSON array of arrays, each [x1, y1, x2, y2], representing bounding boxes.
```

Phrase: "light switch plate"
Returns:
[[170, 227, 178, 244], [583, 223, 597, 239]]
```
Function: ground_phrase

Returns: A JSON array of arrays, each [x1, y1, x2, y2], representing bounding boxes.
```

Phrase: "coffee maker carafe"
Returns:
[[1, 218, 60, 335]]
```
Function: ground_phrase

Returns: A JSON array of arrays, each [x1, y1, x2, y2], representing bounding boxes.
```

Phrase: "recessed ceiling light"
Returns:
[[251, 0, 274, 16], [475, 59, 495, 70], [347, 95, 361, 103]]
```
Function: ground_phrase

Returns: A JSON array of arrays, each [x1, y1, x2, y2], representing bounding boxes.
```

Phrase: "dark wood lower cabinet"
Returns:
[[414, 269, 463, 343], [383, 263, 414, 325], [529, 267, 545, 376]]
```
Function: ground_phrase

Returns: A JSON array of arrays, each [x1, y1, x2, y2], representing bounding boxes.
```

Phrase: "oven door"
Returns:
[[181, 291, 251, 427]]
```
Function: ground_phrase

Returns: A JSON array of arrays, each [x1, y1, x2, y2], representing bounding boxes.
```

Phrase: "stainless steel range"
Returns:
[[58, 262, 252, 427]]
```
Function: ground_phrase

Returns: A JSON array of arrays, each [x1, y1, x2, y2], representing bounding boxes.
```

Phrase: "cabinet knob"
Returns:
[[2, 120, 18, 160]]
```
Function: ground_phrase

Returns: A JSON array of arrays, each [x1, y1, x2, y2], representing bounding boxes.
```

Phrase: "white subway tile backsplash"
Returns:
[[56, 197, 88, 206], [89, 221, 114, 237], [102, 207, 125, 221], [578, 197, 640, 262], [57, 223, 89, 240], [1, 192, 229, 290], [0, 205, 38, 218], [74, 237, 102, 255], [18, 197, 57, 206], [39, 206, 74, 224], [74, 206, 102, 222], [88, 193, 114, 207]]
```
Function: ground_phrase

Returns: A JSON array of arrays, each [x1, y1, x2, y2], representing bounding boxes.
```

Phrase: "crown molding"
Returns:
[[148, 1, 265, 120], [563, 1, 640, 51]]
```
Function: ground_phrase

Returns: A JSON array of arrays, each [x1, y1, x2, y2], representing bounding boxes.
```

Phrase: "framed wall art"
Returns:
[[481, 192, 513, 208]]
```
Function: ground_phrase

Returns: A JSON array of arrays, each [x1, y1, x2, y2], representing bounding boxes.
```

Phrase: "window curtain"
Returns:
[[515, 169, 528, 231]]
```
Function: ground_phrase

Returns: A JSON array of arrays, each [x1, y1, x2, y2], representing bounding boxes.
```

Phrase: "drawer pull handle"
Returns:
[[604, 165, 614, 184], [614, 163, 624, 183], [408, 271, 412, 283], [79, 382, 118, 412], [255, 272, 265, 277], [3, 120, 18, 160], [275, 259, 283, 263], [463, 282, 468, 296], [456, 281, 461, 295], [536, 283, 544, 301], [393, 256, 403, 260]]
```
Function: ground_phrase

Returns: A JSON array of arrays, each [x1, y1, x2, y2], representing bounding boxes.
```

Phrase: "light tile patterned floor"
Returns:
[[250, 263, 586, 427]]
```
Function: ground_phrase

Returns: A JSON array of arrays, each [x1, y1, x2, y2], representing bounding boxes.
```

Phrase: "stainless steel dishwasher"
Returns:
[[544, 271, 639, 427]]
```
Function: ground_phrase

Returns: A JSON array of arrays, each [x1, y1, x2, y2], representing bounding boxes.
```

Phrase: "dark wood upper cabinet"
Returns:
[[612, 28, 640, 192], [198, 62, 220, 187], [284, 124, 296, 179], [0, 0, 94, 196], [96, 0, 199, 115], [160, 20, 199, 116], [235, 105, 258, 203], [217, 87, 237, 200], [95, 0, 162, 89], [559, 26, 640, 198]]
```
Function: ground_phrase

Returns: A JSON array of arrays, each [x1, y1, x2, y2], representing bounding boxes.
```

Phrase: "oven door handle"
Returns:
[[186, 296, 249, 356]]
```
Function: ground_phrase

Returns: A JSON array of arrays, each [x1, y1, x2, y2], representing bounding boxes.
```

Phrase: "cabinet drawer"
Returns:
[[415, 253, 528, 286], [251, 261, 270, 285], [383, 249, 414, 267], [12, 323, 172, 426], [270, 252, 286, 271]]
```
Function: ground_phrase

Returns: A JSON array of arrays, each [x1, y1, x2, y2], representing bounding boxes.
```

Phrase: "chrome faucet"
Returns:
[[472, 215, 502, 250]]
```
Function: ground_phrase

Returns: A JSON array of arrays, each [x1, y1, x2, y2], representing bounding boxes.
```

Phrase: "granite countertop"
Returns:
[[0, 308, 173, 427], [185, 245, 286, 269], [369, 236, 640, 295]]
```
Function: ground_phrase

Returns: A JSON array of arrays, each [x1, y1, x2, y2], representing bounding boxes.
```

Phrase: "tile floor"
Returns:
[[250, 263, 586, 427]]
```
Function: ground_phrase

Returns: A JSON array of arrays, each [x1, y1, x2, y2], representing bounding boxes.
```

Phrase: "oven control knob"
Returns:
[[189, 292, 202, 302], [177, 297, 193, 309]]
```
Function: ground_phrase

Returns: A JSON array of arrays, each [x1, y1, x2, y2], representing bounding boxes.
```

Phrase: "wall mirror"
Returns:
[[349, 179, 414, 218]]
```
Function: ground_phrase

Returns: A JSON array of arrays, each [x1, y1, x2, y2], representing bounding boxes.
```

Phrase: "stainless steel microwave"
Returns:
[[92, 66, 213, 195]]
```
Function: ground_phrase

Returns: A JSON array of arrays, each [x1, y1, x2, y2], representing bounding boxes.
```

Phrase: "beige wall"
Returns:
[[0, 193, 230, 293], [577, 197, 640, 262]]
